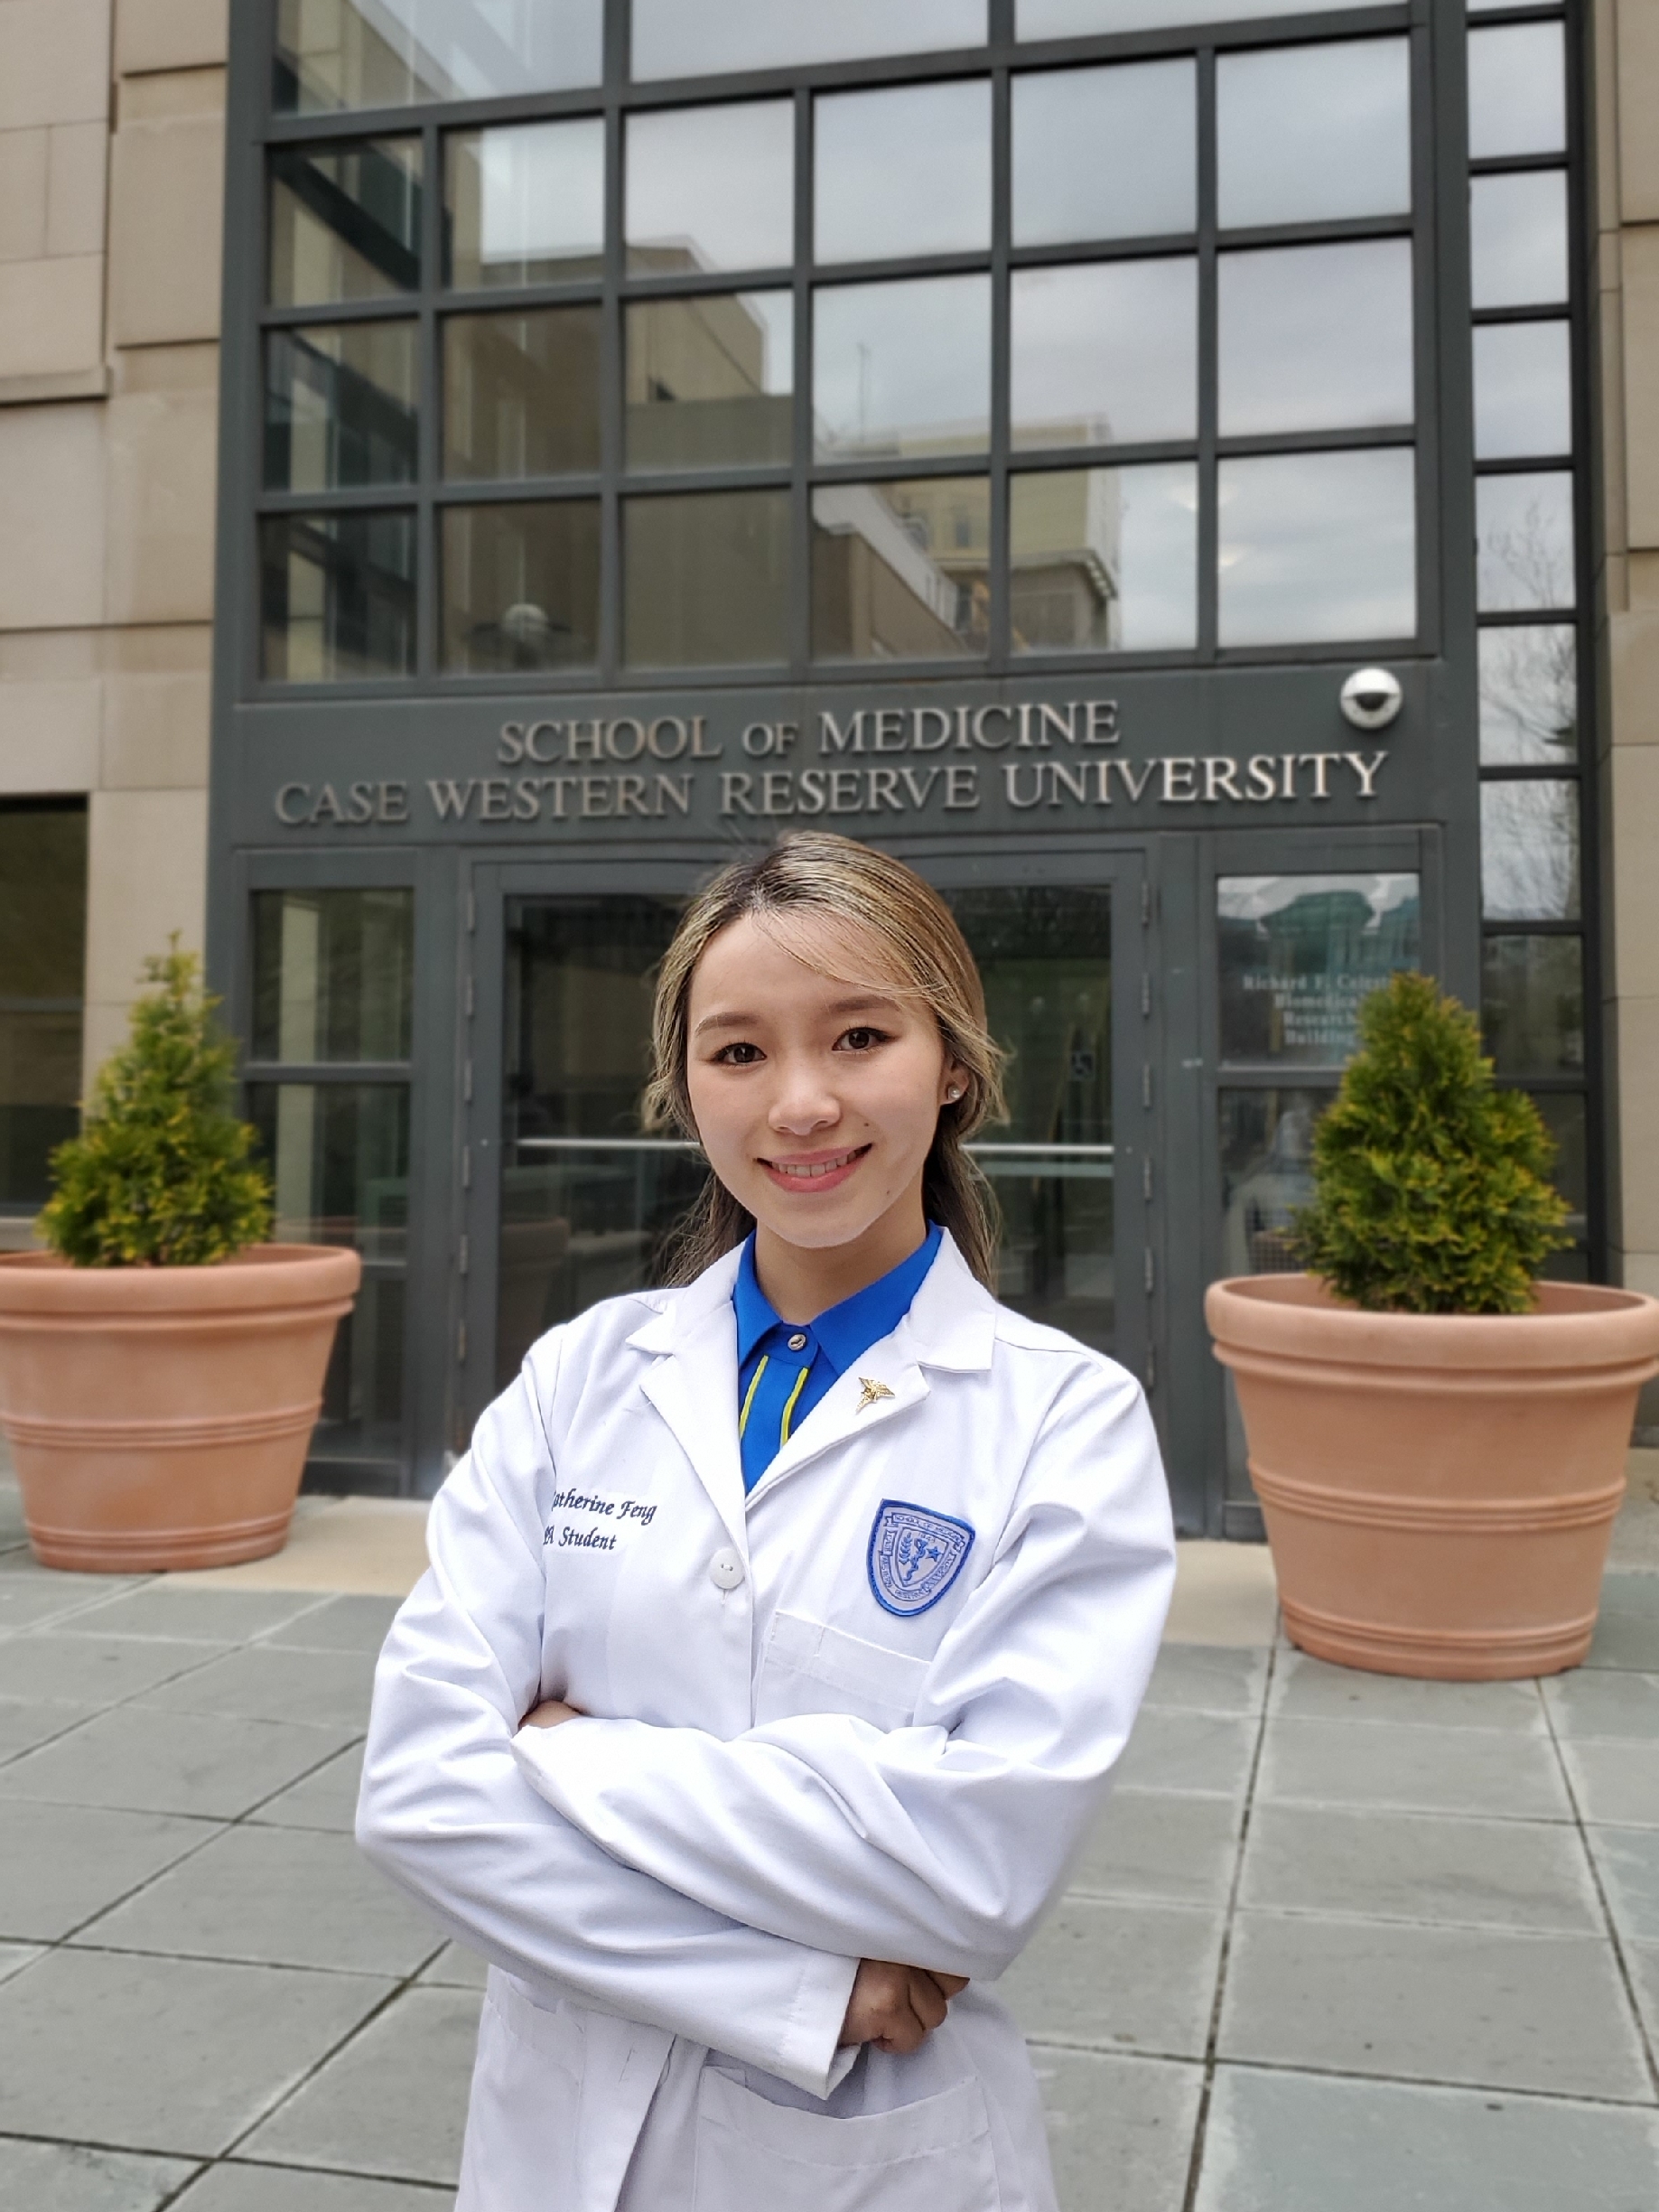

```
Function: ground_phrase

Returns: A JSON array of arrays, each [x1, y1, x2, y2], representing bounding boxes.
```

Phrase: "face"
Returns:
[[685, 912, 965, 1258]]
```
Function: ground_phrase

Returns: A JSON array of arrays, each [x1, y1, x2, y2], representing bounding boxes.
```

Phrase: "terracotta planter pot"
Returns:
[[1206, 1274, 1659, 1680], [0, 1245, 360, 1573]]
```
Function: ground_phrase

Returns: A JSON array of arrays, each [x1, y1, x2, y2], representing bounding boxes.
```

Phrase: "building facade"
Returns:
[[0, 0, 1654, 1533]]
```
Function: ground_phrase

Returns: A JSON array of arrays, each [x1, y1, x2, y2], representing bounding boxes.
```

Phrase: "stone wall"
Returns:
[[0, 0, 225, 1090]]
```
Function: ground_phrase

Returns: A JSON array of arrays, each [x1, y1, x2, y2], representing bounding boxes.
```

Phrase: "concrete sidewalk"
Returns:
[[2, 1469, 1658, 2209]]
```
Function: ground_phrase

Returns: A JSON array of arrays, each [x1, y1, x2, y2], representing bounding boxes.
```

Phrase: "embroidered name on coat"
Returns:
[[867, 1499, 975, 1618]]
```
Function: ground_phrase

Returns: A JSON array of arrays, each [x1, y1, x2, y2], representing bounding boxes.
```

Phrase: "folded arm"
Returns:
[[355, 1357, 859, 2099], [511, 1361, 1175, 1979]]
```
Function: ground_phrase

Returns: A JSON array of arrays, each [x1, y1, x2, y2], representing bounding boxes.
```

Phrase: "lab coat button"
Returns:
[[787, 1331, 808, 1352], [709, 1548, 746, 1591]]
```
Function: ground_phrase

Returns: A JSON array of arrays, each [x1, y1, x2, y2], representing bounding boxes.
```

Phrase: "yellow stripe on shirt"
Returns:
[[778, 1365, 810, 1444], [738, 1354, 769, 1438]]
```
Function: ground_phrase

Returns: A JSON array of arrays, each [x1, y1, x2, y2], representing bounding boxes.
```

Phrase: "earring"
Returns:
[[946, 1087, 962, 1102]]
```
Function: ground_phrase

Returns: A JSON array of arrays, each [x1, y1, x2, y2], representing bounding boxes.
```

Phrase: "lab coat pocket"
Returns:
[[458, 1970, 584, 2211], [756, 1611, 932, 1730], [693, 2069, 1001, 2212]]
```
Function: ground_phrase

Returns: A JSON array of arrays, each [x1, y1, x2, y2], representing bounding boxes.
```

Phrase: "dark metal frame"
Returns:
[[232, 0, 1440, 704]]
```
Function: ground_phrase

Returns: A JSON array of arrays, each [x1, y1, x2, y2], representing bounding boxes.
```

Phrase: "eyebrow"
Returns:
[[692, 993, 899, 1039]]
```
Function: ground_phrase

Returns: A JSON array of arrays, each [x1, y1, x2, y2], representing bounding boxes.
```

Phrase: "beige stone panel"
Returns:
[[1616, 995, 1659, 1254], [103, 386, 218, 626], [83, 786, 208, 1078], [0, 257, 103, 381], [1626, 227, 1659, 549], [1609, 609, 1659, 742], [1631, 551, 1659, 607], [117, 0, 228, 74], [1623, 1253, 1659, 1302], [0, 129, 48, 261], [46, 122, 109, 257], [0, 677, 99, 791], [0, 0, 112, 132], [101, 668, 209, 788], [1619, 0, 1659, 223], [1600, 279, 1627, 567], [115, 339, 218, 395], [0, 403, 106, 631], [0, 624, 210, 679], [1610, 748, 1659, 1000], [120, 66, 228, 121], [107, 111, 225, 346]]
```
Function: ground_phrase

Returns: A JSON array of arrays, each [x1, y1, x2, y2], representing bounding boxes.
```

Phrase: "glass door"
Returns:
[[466, 851, 1151, 1423]]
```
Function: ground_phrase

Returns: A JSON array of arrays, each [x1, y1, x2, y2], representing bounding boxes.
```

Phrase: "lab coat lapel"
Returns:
[[748, 1234, 999, 1501], [629, 1253, 749, 1554]]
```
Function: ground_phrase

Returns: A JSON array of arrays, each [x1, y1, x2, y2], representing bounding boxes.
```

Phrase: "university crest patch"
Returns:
[[867, 1499, 975, 1619]]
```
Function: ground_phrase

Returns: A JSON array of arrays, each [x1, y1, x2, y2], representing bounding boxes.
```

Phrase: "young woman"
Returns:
[[358, 832, 1175, 2211]]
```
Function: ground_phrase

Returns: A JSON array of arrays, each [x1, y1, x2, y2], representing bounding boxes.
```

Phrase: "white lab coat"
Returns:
[[357, 1231, 1175, 2212]]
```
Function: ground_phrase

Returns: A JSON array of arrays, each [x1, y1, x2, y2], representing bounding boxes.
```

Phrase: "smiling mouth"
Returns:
[[760, 1144, 871, 1181]]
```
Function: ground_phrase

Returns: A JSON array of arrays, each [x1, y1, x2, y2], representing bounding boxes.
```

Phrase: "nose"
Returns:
[[767, 1050, 841, 1138]]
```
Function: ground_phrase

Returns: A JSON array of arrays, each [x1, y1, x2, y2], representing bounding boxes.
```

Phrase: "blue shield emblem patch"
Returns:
[[867, 1499, 975, 1619]]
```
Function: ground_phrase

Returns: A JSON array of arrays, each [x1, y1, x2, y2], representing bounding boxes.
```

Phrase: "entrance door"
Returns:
[[461, 851, 1151, 1434]]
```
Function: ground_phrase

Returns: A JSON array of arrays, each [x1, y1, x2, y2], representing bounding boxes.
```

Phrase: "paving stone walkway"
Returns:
[[4, 1465, 1659, 2209]]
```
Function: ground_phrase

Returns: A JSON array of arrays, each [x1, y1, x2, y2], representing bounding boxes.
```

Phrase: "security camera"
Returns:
[[1339, 667, 1403, 732]]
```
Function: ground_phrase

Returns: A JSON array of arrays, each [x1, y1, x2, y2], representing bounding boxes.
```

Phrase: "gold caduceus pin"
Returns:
[[856, 1377, 895, 1414]]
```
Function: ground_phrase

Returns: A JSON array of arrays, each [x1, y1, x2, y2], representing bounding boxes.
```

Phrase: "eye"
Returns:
[[712, 1041, 764, 1066], [834, 1026, 889, 1053]]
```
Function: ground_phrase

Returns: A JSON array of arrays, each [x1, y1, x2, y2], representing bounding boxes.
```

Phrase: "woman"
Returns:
[[358, 831, 1175, 2211]]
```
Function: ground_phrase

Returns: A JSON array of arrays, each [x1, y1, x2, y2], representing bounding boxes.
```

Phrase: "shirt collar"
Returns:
[[733, 1224, 944, 1375]]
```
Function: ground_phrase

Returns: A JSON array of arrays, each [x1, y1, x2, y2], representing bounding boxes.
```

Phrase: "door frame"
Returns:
[[457, 835, 1159, 1473]]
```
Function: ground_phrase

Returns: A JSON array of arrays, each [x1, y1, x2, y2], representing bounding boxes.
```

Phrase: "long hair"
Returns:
[[643, 832, 1007, 1288]]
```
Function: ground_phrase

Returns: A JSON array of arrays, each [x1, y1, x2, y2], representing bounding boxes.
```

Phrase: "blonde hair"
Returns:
[[644, 832, 1007, 1287]]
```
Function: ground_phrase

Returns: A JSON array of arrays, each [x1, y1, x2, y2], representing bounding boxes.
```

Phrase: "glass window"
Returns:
[[631, 0, 988, 79], [0, 802, 86, 1214], [1477, 471, 1575, 611], [1218, 1087, 1328, 1276], [624, 490, 791, 667], [268, 140, 422, 306], [1012, 61, 1196, 247], [260, 511, 416, 681], [1468, 22, 1567, 161], [251, 891, 415, 1064], [497, 894, 702, 1385], [1011, 462, 1197, 652], [275, 0, 603, 114], [1470, 172, 1570, 310], [626, 102, 794, 276], [1023, 0, 1344, 32], [1217, 41, 1410, 230], [1478, 625, 1577, 764], [1217, 448, 1417, 648], [442, 502, 601, 673], [265, 323, 419, 491], [950, 886, 1115, 1354], [248, 1083, 411, 1258], [445, 120, 603, 290], [813, 275, 990, 460], [1482, 934, 1584, 1077], [443, 307, 601, 480], [1218, 239, 1413, 438], [626, 294, 793, 472], [1481, 779, 1580, 921], [813, 479, 989, 659], [1218, 873, 1421, 1065], [1533, 1091, 1588, 1270], [1011, 259, 1197, 449], [815, 80, 992, 264], [1473, 322, 1572, 461]]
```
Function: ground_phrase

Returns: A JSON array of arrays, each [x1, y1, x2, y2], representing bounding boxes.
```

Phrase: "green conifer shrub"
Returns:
[[41, 946, 273, 1266], [1292, 969, 1570, 1314]]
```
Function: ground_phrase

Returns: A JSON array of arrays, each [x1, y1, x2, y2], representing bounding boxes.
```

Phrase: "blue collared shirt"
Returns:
[[733, 1225, 943, 1493]]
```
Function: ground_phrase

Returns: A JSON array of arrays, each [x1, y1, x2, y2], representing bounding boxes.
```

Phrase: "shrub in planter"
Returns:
[[1206, 971, 1659, 1680], [0, 951, 360, 1572]]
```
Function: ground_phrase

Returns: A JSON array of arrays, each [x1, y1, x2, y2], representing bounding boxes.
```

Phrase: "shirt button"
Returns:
[[709, 1548, 746, 1591], [787, 1331, 808, 1352]]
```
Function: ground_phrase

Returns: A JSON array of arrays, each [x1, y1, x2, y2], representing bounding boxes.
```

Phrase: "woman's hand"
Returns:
[[522, 1699, 582, 1730], [837, 1959, 970, 2053]]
